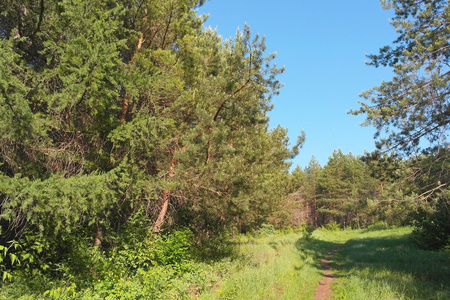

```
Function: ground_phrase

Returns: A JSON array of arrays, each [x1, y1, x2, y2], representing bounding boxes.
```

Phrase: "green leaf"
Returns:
[[9, 253, 18, 266]]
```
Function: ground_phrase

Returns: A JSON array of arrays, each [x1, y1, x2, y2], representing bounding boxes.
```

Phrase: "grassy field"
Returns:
[[1, 226, 449, 299], [199, 226, 450, 299], [332, 227, 450, 300], [198, 232, 324, 300]]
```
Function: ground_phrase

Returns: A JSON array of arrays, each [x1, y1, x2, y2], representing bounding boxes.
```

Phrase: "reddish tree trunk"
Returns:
[[120, 34, 144, 122], [152, 190, 170, 234], [152, 145, 187, 233]]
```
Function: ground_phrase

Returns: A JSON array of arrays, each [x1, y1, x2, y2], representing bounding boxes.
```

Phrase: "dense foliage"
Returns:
[[352, 0, 449, 249], [1, 0, 448, 297], [0, 0, 304, 280], [288, 151, 419, 230]]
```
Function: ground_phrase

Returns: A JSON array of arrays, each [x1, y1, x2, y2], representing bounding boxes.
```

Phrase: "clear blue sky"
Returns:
[[197, 0, 397, 168]]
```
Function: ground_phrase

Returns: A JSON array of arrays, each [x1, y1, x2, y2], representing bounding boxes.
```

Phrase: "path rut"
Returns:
[[313, 247, 339, 300]]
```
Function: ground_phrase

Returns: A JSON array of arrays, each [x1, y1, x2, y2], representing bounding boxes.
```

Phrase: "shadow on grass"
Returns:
[[335, 232, 450, 299], [294, 236, 341, 271]]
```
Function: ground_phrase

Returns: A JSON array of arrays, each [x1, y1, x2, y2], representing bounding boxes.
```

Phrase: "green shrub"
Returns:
[[256, 223, 276, 236], [322, 220, 341, 231], [0, 237, 52, 281], [108, 227, 196, 274], [410, 195, 450, 251], [302, 225, 315, 241], [156, 228, 196, 268], [197, 231, 237, 260]]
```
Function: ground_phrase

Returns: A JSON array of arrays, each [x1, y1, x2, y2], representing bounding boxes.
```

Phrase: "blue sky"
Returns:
[[197, 0, 397, 168]]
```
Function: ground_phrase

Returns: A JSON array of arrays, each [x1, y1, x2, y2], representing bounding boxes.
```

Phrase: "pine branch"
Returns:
[[30, 0, 44, 38]]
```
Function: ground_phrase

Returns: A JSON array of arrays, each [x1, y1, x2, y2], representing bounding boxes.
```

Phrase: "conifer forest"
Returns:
[[0, 0, 449, 299]]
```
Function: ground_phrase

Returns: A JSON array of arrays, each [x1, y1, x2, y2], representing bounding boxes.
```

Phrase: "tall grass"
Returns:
[[198, 232, 324, 300], [332, 227, 450, 300], [204, 227, 450, 300], [1, 226, 448, 299]]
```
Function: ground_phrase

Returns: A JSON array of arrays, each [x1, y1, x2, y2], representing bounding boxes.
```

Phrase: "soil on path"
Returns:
[[313, 247, 339, 300]]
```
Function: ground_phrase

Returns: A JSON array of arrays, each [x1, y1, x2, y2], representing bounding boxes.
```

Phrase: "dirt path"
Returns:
[[313, 247, 339, 300]]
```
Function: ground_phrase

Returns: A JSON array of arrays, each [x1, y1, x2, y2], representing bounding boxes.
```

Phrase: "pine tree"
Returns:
[[352, 0, 449, 154], [316, 150, 378, 228], [303, 156, 322, 227], [0, 0, 301, 270], [351, 0, 449, 248]]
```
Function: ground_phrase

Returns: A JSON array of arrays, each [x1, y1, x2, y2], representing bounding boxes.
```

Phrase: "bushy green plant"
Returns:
[[364, 221, 389, 231], [43, 282, 77, 300], [410, 195, 450, 250], [155, 228, 196, 269], [107, 227, 197, 275], [0, 237, 51, 281], [256, 223, 276, 236], [302, 225, 315, 241], [322, 220, 342, 231], [196, 231, 237, 260], [0, 243, 15, 281]]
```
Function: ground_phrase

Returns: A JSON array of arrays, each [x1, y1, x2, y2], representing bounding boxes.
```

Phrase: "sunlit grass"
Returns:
[[203, 227, 450, 300], [333, 227, 450, 300], [199, 232, 322, 300], [2, 227, 448, 299]]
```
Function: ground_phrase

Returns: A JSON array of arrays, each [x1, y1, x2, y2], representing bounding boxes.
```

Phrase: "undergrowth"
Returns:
[[1, 226, 449, 299]]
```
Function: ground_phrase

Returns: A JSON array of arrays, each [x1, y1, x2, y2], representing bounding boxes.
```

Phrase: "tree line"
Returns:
[[287, 149, 449, 241]]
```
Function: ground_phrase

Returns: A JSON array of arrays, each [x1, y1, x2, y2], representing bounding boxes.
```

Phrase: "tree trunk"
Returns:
[[152, 190, 170, 234], [120, 34, 144, 122], [152, 144, 187, 234], [94, 221, 105, 248]]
